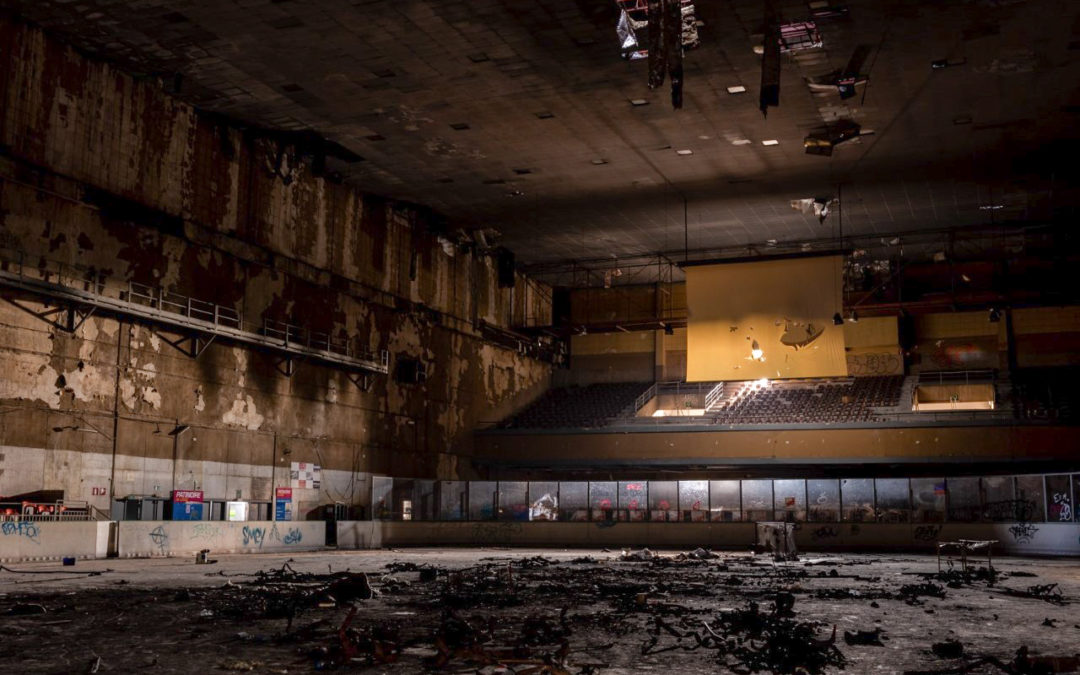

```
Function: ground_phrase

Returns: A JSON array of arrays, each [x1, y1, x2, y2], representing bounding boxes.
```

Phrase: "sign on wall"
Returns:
[[275, 487, 293, 522], [290, 462, 321, 489], [170, 490, 204, 521]]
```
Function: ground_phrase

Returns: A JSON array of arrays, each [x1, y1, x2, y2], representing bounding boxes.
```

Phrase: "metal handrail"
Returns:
[[0, 248, 388, 371], [633, 383, 658, 412], [704, 382, 725, 410]]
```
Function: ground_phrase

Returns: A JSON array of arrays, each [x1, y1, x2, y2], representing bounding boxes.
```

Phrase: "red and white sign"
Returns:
[[275, 487, 293, 500], [172, 490, 204, 503]]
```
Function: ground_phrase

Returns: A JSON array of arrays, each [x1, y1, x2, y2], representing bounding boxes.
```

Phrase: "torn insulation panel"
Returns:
[[615, 0, 700, 61]]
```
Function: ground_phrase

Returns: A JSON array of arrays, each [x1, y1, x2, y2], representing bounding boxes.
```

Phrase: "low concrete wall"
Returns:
[[0, 521, 112, 562], [118, 521, 326, 558], [342, 521, 1080, 557]]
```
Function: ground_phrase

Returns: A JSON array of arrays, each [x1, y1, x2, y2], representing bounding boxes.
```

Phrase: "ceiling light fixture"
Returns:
[[630, 98, 649, 106], [731, 139, 752, 146], [979, 204, 1005, 211], [591, 158, 608, 165], [988, 308, 1001, 323], [727, 85, 747, 94], [676, 149, 693, 156], [762, 139, 779, 146]]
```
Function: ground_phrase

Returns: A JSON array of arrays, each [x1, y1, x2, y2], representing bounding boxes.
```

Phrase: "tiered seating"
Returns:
[[1011, 368, 1079, 421], [712, 376, 906, 425], [504, 382, 653, 429]]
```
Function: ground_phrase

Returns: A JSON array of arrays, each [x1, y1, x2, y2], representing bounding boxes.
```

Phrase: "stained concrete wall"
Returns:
[[341, 521, 1080, 557], [117, 520, 325, 558], [475, 425, 1080, 466], [0, 16, 553, 511], [0, 520, 112, 562]]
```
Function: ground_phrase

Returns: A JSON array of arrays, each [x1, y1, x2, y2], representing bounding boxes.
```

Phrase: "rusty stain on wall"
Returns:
[[0, 16, 553, 508]]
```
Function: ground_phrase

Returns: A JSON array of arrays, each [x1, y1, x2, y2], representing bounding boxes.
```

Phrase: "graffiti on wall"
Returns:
[[148, 525, 169, 554], [2, 521, 41, 543], [847, 353, 902, 376], [913, 525, 942, 542]]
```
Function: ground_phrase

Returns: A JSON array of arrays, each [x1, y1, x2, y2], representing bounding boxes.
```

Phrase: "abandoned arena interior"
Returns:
[[1, 0, 1080, 673]]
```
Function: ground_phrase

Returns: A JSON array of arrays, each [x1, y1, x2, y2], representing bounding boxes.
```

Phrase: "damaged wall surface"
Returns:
[[0, 17, 552, 514]]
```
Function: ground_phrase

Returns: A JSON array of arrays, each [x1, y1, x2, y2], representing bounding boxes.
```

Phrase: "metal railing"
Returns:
[[704, 382, 725, 410], [0, 248, 389, 372], [0, 500, 109, 521], [632, 383, 658, 412]]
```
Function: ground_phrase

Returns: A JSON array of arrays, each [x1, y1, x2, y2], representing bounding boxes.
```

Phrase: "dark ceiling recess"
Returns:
[[7, 0, 1078, 272]]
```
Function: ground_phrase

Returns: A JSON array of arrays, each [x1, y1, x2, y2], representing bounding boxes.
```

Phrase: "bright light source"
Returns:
[[727, 85, 747, 94], [630, 98, 649, 106], [676, 149, 693, 156], [731, 139, 752, 146], [756, 378, 770, 387], [762, 139, 779, 146], [979, 204, 1005, 210]]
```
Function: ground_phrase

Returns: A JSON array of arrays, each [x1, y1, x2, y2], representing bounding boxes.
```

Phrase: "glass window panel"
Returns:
[[841, 478, 875, 522], [372, 476, 393, 521], [1046, 475, 1073, 523], [773, 479, 806, 522], [679, 480, 709, 522], [875, 479, 910, 523], [1074, 476, 1080, 522], [438, 481, 467, 521], [392, 479, 415, 521], [618, 481, 648, 521], [469, 481, 497, 521], [529, 482, 559, 521], [413, 480, 436, 521], [590, 481, 617, 521], [559, 482, 589, 521], [1015, 475, 1046, 522], [710, 480, 741, 522], [946, 477, 980, 522], [981, 476, 1015, 522], [649, 481, 679, 522], [911, 478, 946, 523], [741, 480, 772, 522], [807, 479, 840, 522], [498, 481, 529, 521]]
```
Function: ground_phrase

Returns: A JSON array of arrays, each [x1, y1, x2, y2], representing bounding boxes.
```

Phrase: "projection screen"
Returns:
[[685, 255, 848, 381]]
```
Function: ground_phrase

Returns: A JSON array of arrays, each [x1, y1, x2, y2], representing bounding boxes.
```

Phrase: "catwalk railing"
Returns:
[[0, 248, 389, 375]]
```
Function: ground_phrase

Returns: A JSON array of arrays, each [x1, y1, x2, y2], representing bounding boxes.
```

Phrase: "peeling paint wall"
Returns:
[[0, 17, 552, 512]]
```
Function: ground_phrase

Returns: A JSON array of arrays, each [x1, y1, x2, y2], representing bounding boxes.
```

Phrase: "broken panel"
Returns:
[[773, 479, 806, 522], [529, 481, 559, 521], [841, 478, 875, 522], [614, 0, 699, 60], [649, 480, 679, 521], [413, 480, 436, 521], [807, 479, 840, 522], [559, 482, 589, 521], [709, 480, 741, 522], [911, 478, 946, 523]]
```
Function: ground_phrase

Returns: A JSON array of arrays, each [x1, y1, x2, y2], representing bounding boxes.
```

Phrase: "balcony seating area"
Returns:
[[711, 376, 906, 425], [1011, 368, 1079, 421], [503, 382, 654, 429]]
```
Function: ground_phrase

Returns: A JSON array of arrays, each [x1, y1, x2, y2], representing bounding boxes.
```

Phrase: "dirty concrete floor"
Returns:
[[1, 549, 1078, 674]]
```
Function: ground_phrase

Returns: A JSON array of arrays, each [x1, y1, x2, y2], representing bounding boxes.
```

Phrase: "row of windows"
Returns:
[[372, 474, 1078, 524]]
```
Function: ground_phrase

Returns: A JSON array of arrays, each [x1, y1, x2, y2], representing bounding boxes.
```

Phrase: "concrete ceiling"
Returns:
[[5, 0, 1080, 266]]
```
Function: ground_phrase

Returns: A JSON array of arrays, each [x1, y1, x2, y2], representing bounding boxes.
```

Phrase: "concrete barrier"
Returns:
[[340, 520, 1080, 557], [118, 521, 326, 557], [0, 520, 113, 562]]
